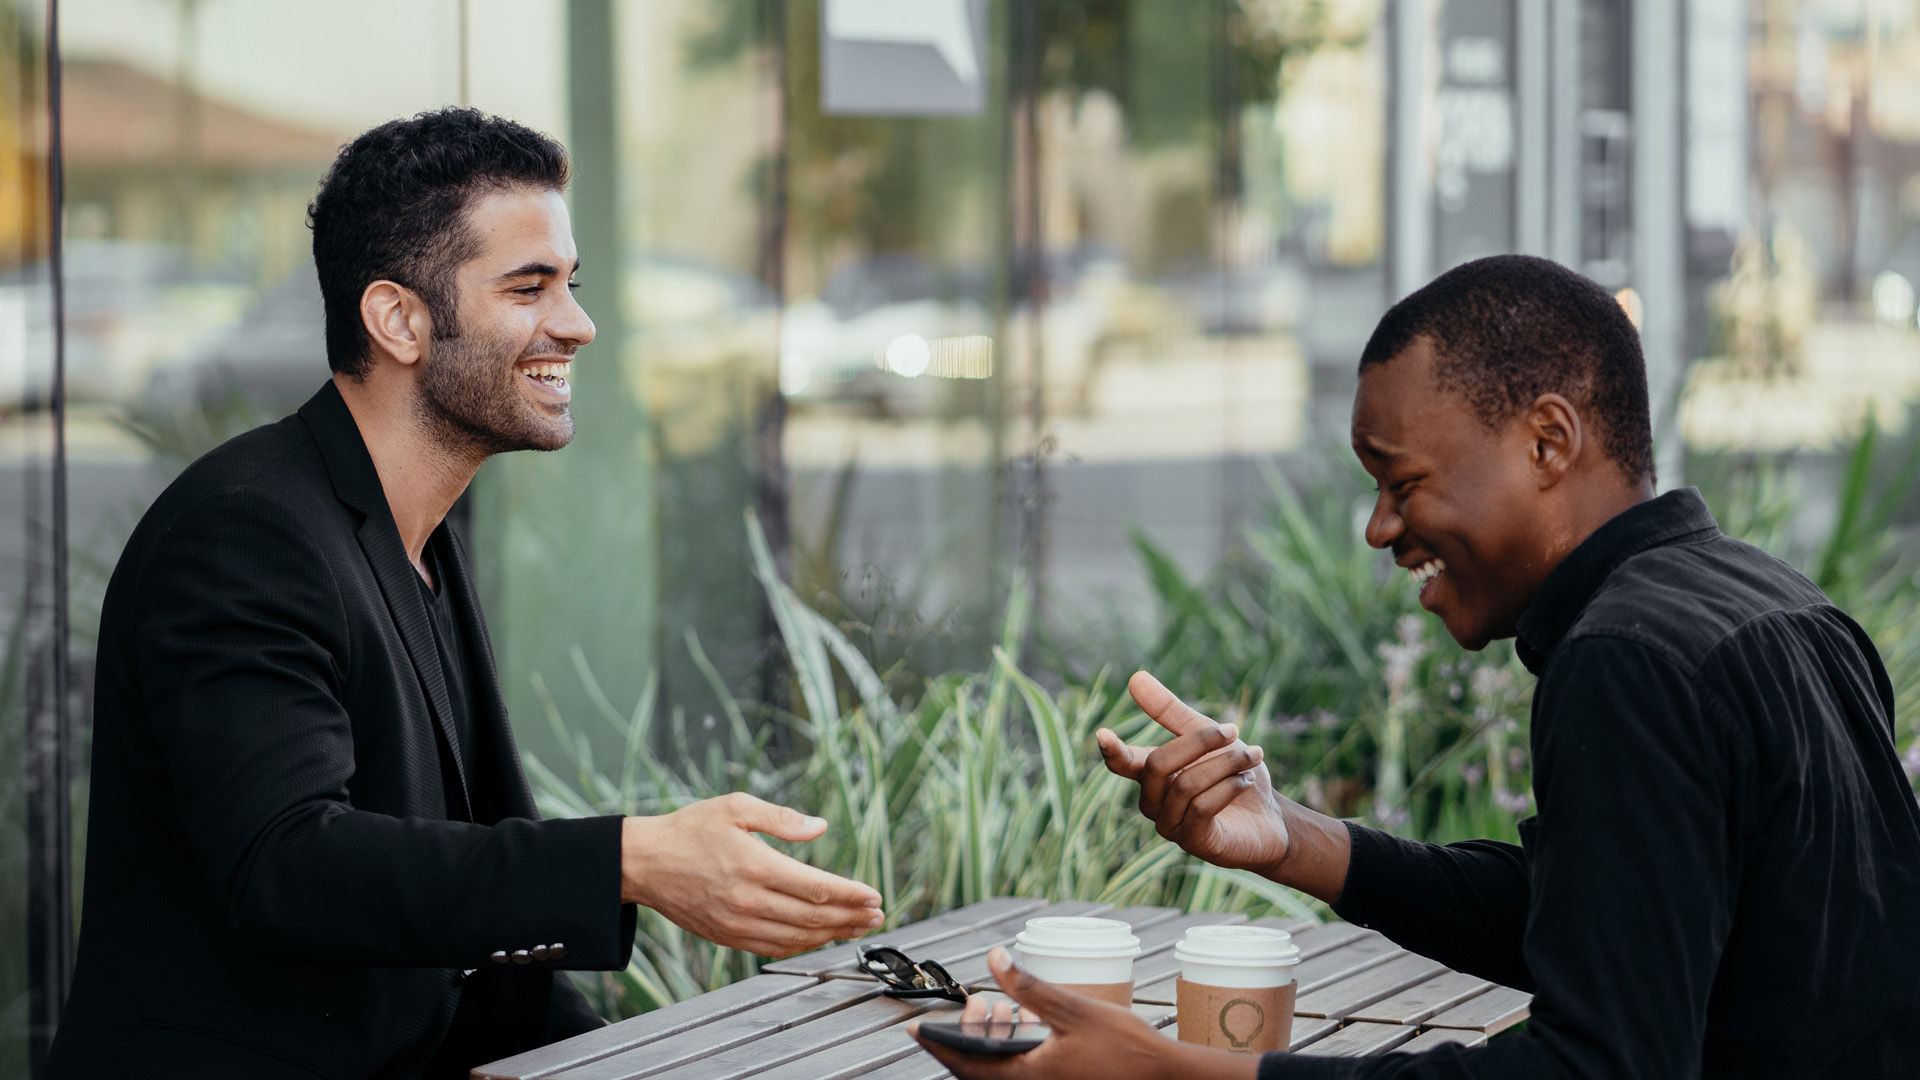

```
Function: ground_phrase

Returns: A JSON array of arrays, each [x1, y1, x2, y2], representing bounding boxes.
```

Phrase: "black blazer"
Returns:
[[49, 383, 635, 1079]]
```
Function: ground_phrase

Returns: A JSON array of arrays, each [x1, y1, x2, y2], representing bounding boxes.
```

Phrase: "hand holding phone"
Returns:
[[915, 1019, 1052, 1055]]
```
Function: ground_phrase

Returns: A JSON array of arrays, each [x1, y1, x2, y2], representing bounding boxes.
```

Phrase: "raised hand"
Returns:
[[620, 792, 884, 958], [1096, 671, 1291, 876]]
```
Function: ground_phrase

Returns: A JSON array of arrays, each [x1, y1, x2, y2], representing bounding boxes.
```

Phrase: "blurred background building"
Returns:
[[4, 0, 1919, 1072]]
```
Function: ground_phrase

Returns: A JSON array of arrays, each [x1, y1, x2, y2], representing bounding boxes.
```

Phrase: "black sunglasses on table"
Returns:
[[856, 944, 969, 1004]]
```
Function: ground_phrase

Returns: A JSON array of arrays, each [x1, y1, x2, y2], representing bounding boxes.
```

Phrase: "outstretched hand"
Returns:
[[620, 792, 884, 958], [909, 948, 1256, 1080], [1096, 671, 1291, 876]]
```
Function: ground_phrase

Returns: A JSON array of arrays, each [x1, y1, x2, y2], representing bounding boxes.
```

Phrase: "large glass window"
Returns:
[[5, 0, 1918, 1060]]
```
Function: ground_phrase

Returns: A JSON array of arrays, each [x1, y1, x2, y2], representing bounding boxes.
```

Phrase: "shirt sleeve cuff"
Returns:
[[1328, 820, 1409, 931]]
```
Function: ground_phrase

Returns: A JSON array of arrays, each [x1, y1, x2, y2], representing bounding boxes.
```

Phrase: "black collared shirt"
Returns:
[[1262, 489, 1920, 1078]]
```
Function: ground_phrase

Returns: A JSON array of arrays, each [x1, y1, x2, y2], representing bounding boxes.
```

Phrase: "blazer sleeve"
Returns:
[[132, 487, 633, 972]]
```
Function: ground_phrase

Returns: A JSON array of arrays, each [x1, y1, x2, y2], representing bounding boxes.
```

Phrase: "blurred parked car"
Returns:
[[0, 241, 252, 411], [144, 259, 330, 412]]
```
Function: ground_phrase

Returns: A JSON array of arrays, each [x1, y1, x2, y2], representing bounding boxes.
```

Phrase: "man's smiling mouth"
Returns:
[[518, 360, 571, 392], [1408, 557, 1446, 594]]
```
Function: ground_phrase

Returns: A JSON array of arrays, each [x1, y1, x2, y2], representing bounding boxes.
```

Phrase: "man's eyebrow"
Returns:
[[494, 259, 581, 282], [1353, 433, 1400, 459]]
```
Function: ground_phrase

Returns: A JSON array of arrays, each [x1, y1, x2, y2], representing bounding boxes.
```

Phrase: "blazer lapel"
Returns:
[[439, 523, 538, 822], [298, 383, 475, 821]]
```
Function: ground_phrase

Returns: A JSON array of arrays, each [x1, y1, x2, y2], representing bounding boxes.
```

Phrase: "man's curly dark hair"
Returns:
[[308, 108, 570, 378], [1359, 254, 1655, 486]]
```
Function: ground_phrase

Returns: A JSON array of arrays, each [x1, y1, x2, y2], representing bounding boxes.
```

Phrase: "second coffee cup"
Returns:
[[1011, 916, 1140, 1006], [1174, 924, 1300, 1054]]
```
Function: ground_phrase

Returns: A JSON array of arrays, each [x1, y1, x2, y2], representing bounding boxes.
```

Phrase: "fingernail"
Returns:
[[1220, 723, 1239, 740], [866, 910, 885, 926], [988, 946, 1010, 970], [805, 815, 827, 829]]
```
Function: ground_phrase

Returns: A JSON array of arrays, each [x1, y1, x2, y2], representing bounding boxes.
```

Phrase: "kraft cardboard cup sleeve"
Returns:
[[1174, 925, 1300, 1053], [1011, 917, 1140, 1007]]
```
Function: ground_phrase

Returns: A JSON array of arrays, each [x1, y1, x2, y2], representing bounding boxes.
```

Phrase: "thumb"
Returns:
[[1095, 728, 1148, 780], [987, 947, 1086, 1032], [727, 793, 829, 843]]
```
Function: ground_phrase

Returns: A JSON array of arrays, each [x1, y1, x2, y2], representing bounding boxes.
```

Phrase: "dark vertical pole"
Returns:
[[1013, 0, 1046, 650], [754, 0, 793, 715], [1210, 0, 1238, 561], [27, 0, 74, 1070]]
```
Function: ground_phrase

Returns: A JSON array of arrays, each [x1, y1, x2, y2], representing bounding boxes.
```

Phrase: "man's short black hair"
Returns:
[[308, 107, 569, 378], [1358, 254, 1655, 486]]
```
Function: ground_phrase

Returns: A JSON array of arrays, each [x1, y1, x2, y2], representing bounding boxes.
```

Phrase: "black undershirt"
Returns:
[[415, 533, 479, 813]]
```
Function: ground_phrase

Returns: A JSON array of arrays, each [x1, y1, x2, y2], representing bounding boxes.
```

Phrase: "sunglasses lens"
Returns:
[[859, 946, 916, 986]]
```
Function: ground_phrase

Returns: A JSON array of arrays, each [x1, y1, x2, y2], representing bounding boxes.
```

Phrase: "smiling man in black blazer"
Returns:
[[47, 109, 885, 1080]]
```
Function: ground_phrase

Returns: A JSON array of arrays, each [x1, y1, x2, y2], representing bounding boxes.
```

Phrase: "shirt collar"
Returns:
[[1513, 487, 1721, 674]]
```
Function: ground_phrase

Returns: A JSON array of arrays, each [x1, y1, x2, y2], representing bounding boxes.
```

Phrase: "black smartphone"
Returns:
[[917, 1019, 1051, 1055]]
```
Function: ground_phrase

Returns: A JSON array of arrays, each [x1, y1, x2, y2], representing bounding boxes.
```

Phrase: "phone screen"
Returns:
[[917, 1019, 1052, 1055]]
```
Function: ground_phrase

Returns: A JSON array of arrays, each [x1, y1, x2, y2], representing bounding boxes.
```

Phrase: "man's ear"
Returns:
[[360, 280, 432, 369], [1526, 393, 1583, 490]]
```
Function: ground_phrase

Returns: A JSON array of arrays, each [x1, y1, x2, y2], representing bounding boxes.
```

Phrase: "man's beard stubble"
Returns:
[[414, 322, 575, 459]]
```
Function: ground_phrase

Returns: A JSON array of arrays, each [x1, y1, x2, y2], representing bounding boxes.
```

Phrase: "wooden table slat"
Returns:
[[626, 996, 931, 1080], [471, 974, 815, 1080], [1397, 1027, 1490, 1053], [1293, 1021, 1418, 1057], [1282, 921, 1377, 959], [1344, 971, 1493, 1026], [547, 979, 884, 1080], [735, 1024, 923, 1080], [1293, 952, 1448, 1020], [1423, 986, 1531, 1034], [1291, 934, 1401, 994], [764, 898, 1054, 977], [1287, 1015, 1343, 1051], [851, 1052, 953, 1080]]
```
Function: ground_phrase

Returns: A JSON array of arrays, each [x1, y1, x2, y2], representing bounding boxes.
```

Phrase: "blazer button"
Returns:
[[490, 951, 510, 965], [511, 949, 532, 965], [531, 945, 552, 961], [548, 943, 567, 960]]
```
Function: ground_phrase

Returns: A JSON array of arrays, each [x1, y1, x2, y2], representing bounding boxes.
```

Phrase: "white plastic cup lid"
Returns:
[[1173, 924, 1300, 968], [1012, 916, 1141, 959]]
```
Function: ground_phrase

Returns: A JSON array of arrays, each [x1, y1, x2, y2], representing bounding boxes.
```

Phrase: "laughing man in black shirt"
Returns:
[[913, 255, 1920, 1078]]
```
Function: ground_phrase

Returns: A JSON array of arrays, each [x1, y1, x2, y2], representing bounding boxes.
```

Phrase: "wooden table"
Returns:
[[474, 898, 1531, 1079]]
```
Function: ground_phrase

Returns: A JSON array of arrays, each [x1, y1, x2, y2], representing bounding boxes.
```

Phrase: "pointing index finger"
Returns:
[[1127, 671, 1215, 737]]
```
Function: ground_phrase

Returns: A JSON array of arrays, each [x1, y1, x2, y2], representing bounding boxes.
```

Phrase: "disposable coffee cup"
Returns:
[[1011, 916, 1140, 1007], [1174, 925, 1300, 1053]]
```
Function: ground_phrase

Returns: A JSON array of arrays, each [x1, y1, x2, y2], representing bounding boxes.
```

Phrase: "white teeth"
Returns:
[[521, 360, 573, 380], [1408, 559, 1446, 586]]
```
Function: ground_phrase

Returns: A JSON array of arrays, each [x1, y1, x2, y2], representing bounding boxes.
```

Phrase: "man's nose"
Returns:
[[1364, 493, 1402, 550], [551, 288, 596, 347]]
